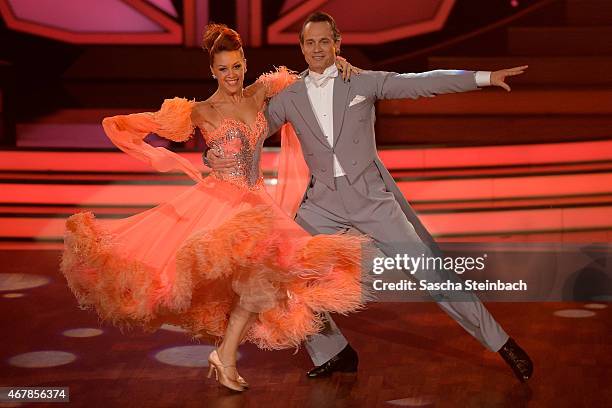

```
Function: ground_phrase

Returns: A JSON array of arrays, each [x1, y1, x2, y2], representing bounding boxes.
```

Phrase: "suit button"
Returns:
[[353, 139, 359, 144], [321, 168, 326, 172], [352, 160, 357, 166]]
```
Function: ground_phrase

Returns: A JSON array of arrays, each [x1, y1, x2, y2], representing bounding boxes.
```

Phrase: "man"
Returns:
[[206, 12, 532, 382]]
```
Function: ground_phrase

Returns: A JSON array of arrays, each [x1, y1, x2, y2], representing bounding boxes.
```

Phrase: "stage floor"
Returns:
[[0, 249, 610, 407]]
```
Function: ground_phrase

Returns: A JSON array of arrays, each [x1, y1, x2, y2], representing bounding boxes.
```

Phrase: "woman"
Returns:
[[61, 24, 370, 392]]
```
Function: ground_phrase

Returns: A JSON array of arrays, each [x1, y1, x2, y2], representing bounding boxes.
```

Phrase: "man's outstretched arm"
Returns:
[[373, 65, 528, 100]]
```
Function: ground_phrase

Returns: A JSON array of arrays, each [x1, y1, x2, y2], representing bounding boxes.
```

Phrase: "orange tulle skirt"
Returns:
[[61, 176, 370, 350]]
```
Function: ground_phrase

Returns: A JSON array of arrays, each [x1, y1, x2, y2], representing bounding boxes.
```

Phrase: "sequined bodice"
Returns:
[[203, 111, 268, 190]]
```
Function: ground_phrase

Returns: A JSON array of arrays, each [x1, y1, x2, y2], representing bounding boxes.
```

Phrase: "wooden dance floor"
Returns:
[[0, 249, 610, 408]]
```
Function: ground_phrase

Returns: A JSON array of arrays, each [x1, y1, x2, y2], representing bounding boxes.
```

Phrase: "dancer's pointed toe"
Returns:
[[307, 344, 358, 378], [498, 338, 533, 383], [207, 350, 246, 392]]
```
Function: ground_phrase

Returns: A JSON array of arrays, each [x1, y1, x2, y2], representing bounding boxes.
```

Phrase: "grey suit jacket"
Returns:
[[265, 69, 480, 253]]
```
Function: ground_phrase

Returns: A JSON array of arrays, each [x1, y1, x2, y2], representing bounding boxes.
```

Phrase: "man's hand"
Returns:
[[205, 149, 237, 172], [491, 65, 528, 92]]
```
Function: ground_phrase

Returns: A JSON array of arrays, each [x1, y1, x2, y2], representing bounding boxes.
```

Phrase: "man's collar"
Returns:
[[305, 64, 338, 87]]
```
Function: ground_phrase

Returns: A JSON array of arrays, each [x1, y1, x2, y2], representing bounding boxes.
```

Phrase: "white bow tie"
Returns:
[[309, 66, 338, 87]]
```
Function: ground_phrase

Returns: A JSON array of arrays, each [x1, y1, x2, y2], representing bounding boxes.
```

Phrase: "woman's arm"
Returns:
[[248, 57, 362, 100], [242, 66, 299, 103], [102, 97, 203, 182]]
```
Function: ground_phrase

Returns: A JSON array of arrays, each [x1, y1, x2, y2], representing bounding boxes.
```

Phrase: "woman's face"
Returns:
[[211, 50, 246, 95]]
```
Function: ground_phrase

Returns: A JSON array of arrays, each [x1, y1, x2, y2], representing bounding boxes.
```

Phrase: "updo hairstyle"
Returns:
[[202, 23, 244, 64]]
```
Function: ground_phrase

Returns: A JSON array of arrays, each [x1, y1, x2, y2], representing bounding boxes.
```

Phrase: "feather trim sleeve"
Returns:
[[153, 97, 196, 142], [101, 98, 202, 182], [257, 66, 299, 98]]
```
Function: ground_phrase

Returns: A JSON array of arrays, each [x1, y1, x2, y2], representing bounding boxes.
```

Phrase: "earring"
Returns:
[[212, 74, 217, 79]]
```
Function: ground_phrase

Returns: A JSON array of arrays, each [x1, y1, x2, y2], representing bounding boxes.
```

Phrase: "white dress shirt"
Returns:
[[304, 65, 491, 177], [304, 64, 347, 176]]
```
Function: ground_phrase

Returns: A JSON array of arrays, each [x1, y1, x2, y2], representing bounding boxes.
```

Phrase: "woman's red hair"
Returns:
[[202, 23, 243, 64]]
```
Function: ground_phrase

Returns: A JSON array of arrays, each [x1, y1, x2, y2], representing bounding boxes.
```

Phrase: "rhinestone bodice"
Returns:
[[202, 111, 268, 190]]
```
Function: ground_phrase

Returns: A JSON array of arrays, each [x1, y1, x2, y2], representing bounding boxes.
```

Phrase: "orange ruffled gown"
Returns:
[[61, 69, 371, 350]]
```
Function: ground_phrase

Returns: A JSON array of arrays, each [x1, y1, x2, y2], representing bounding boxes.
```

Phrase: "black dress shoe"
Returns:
[[307, 344, 358, 378], [498, 337, 533, 382]]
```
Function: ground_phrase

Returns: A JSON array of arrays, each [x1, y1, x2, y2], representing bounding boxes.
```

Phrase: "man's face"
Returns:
[[300, 21, 340, 73]]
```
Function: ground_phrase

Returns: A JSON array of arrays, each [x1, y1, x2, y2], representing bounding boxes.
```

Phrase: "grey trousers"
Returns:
[[295, 162, 509, 366]]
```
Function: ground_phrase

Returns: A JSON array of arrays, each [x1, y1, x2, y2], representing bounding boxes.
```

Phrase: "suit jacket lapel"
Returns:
[[332, 76, 350, 148], [290, 78, 331, 148]]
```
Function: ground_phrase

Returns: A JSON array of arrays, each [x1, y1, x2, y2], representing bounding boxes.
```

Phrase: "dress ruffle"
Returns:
[[61, 181, 372, 350], [61, 212, 192, 328]]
